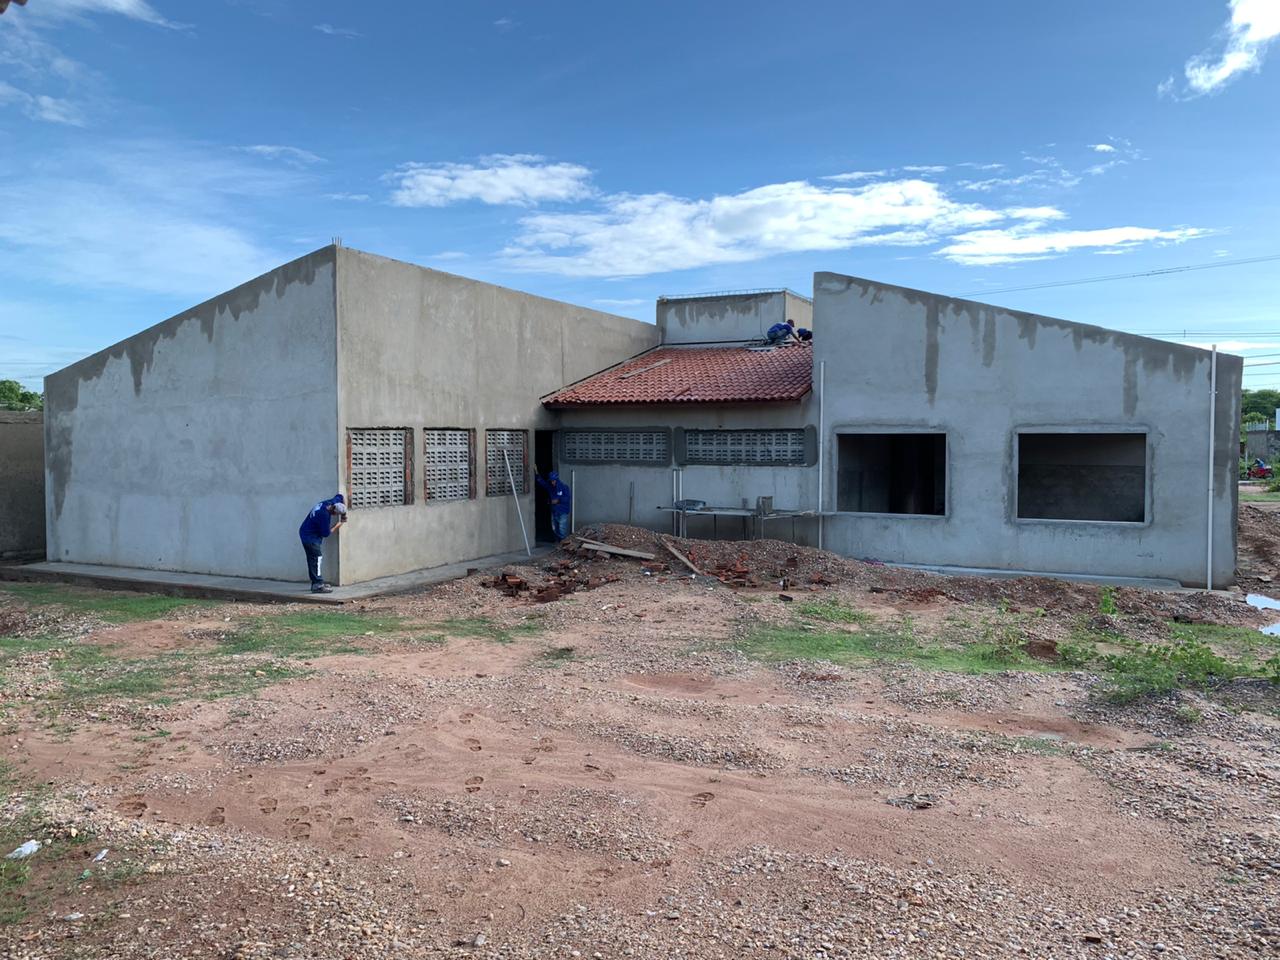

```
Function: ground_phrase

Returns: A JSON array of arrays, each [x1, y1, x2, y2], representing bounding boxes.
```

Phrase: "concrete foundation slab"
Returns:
[[888, 561, 1182, 590], [0, 548, 553, 604]]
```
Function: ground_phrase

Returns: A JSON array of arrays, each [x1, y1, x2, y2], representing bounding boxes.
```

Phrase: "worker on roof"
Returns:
[[535, 468, 572, 541], [796, 327, 813, 343], [298, 494, 346, 594], [765, 318, 798, 345]]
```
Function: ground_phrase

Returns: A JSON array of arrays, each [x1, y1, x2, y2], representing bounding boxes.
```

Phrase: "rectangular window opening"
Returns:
[[486, 429, 528, 496], [423, 428, 475, 502], [1017, 432, 1146, 523], [348, 427, 413, 509], [837, 433, 946, 515]]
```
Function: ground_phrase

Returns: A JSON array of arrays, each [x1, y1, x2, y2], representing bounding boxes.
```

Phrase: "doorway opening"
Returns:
[[534, 430, 556, 542]]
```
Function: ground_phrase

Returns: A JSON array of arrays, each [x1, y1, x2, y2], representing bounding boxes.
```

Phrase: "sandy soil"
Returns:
[[1, 530, 1278, 959]]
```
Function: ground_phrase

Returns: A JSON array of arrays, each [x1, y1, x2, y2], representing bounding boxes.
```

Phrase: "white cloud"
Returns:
[[938, 224, 1208, 266], [0, 80, 85, 125], [503, 178, 1060, 277], [0, 142, 288, 297], [822, 170, 887, 182], [494, 17, 516, 30], [902, 164, 947, 173], [239, 144, 325, 166], [387, 154, 594, 207], [1089, 143, 1117, 153], [593, 298, 648, 307], [42, 0, 186, 29], [314, 23, 362, 39], [323, 192, 370, 202], [1168, 0, 1280, 96]]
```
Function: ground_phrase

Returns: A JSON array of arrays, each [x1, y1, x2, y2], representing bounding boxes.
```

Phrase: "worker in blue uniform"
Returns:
[[535, 469, 572, 541], [298, 494, 346, 593]]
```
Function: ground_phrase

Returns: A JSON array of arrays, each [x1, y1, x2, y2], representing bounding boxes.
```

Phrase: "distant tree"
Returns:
[[1242, 389, 1280, 423], [0, 379, 43, 411]]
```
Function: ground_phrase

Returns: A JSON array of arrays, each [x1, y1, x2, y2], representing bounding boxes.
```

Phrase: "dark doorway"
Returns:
[[534, 430, 556, 542]]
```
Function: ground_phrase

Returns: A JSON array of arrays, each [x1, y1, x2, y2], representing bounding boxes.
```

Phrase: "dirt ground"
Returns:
[[1, 519, 1278, 959]]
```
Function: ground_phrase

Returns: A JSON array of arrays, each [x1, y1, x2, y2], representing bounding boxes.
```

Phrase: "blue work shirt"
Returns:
[[766, 322, 793, 341], [536, 476, 572, 515], [299, 496, 343, 543]]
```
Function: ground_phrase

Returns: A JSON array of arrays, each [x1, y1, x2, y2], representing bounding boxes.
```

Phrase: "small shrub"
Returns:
[[1097, 586, 1118, 616], [1102, 638, 1242, 702], [1058, 639, 1098, 668], [1174, 705, 1203, 725]]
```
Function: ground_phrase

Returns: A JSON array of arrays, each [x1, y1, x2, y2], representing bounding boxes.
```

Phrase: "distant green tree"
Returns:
[[0, 379, 43, 411], [1241, 389, 1280, 423]]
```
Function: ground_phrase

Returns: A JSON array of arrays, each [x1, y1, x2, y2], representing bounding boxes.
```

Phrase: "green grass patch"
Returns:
[[0, 583, 213, 624], [222, 611, 404, 658], [1241, 491, 1280, 502], [795, 598, 874, 624], [739, 615, 1053, 675], [1099, 637, 1278, 703], [53, 650, 306, 705], [420, 616, 544, 645]]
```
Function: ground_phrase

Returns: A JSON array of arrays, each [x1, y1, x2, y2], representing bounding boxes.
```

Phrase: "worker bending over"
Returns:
[[535, 469, 572, 541], [298, 494, 346, 593]]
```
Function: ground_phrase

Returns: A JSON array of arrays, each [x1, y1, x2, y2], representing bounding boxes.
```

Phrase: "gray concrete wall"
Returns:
[[556, 405, 818, 543], [657, 292, 790, 345], [334, 249, 659, 583], [0, 411, 46, 560], [812, 273, 1241, 586], [44, 249, 339, 581]]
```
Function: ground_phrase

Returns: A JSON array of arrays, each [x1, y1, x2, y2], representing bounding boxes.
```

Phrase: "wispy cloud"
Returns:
[[41, 0, 187, 30], [1089, 143, 1116, 153], [822, 170, 887, 182], [0, 141, 289, 297], [323, 192, 370, 202], [386, 154, 595, 207], [1164, 0, 1280, 97], [938, 221, 1208, 266], [0, 80, 84, 125], [494, 17, 517, 31], [314, 23, 361, 39], [593, 298, 648, 308], [901, 164, 947, 174], [238, 144, 325, 166]]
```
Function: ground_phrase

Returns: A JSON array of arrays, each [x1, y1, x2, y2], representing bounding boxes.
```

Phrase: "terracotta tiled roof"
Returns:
[[542, 345, 813, 407]]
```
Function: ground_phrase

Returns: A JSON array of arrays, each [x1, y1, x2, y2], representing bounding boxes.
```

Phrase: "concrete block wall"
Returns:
[[333, 249, 659, 583], [656, 290, 811, 345], [811, 273, 1241, 587], [44, 249, 339, 581], [0, 411, 46, 560]]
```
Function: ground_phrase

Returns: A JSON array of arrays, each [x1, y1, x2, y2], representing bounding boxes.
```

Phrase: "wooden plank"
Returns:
[[576, 538, 656, 561], [658, 536, 704, 576]]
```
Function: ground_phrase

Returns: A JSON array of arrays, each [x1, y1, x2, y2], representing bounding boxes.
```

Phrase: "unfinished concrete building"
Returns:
[[40, 248, 1240, 589], [42, 247, 657, 586]]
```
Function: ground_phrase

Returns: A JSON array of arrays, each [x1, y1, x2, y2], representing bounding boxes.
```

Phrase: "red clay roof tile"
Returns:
[[542, 345, 812, 407]]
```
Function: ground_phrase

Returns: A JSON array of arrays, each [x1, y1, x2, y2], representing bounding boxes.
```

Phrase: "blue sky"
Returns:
[[2, 0, 1278, 392]]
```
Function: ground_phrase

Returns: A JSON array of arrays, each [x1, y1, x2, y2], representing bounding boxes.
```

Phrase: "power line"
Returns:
[[958, 252, 1280, 298]]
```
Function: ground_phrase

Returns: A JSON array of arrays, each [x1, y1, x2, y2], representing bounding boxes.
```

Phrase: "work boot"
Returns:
[[312, 584, 333, 594]]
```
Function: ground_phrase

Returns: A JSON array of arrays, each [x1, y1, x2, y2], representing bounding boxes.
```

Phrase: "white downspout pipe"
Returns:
[[1206, 344, 1217, 590], [817, 360, 826, 550]]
